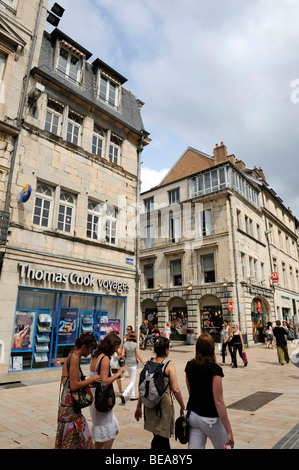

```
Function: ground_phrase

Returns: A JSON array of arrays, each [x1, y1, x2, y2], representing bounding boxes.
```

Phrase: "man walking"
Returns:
[[273, 320, 290, 365]]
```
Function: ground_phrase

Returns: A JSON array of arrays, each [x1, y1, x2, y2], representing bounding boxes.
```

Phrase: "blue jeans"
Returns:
[[144, 334, 154, 348]]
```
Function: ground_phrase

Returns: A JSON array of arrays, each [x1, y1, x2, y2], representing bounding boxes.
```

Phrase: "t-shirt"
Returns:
[[185, 360, 224, 418], [124, 341, 137, 366], [273, 327, 287, 347]]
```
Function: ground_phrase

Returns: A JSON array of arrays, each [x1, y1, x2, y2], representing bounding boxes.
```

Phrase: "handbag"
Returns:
[[66, 355, 93, 410], [287, 330, 295, 341], [242, 349, 248, 365], [94, 355, 116, 412], [175, 410, 191, 445]]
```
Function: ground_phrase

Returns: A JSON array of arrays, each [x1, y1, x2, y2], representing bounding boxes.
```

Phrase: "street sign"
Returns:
[[271, 272, 279, 283], [228, 301, 233, 311], [257, 300, 261, 312]]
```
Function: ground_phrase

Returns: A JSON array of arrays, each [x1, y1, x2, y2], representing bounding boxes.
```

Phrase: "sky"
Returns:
[[45, 0, 299, 217]]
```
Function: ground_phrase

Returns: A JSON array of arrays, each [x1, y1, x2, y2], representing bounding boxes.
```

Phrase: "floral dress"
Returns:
[[55, 357, 93, 449]]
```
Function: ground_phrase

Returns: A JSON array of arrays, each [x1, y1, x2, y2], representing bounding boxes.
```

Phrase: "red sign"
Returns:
[[228, 301, 233, 311], [271, 272, 279, 283], [256, 300, 261, 312]]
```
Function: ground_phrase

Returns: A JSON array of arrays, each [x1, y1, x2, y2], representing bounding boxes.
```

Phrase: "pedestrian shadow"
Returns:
[[257, 361, 281, 366]]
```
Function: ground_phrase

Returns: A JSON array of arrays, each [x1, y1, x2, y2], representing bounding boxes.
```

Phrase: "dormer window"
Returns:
[[99, 74, 118, 107], [93, 58, 127, 110], [57, 46, 82, 84]]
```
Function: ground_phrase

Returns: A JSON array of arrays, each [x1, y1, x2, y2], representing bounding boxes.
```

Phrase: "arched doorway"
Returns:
[[199, 295, 223, 343], [141, 299, 158, 326], [251, 297, 269, 343], [168, 297, 188, 341]]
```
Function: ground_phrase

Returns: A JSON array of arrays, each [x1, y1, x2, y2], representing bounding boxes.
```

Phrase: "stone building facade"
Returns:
[[0, 0, 149, 382], [140, 144, 299, 346]]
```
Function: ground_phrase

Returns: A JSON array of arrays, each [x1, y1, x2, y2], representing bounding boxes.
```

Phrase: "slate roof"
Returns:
[[32, 30, 147, 136]]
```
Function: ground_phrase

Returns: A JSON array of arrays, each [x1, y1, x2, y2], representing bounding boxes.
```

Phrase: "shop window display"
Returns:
[[10, 287, 126, 372]]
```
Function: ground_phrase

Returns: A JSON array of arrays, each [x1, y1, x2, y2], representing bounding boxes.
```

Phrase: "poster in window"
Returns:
[[58, 308, 78, 345], [107, 319, 120, 334], [12, 310, 36, 351]]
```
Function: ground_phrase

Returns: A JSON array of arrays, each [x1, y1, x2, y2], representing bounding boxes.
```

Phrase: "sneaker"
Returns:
[[244, 362, 248, 367], [120, 394, 126, 405], [130, 397, 138, 401]]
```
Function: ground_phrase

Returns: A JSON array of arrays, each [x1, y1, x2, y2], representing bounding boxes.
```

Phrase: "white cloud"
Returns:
[[141, 167, 169, 193]]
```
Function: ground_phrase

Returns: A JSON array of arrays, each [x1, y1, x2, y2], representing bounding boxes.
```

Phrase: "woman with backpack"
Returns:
[[134, 336, 185, 450]]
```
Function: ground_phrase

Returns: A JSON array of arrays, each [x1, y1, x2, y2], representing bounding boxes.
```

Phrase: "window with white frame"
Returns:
[[201, 254, 215, 283], [86, 201, 103, 240], [92, 125, 105, 157], [170, 259, 182, 286], [190, 166, 228, 198], [144, 222, 154, 248], [168, 188, 180, 205], [144, 197, 154, 212], [99, 74, 118, 107], [109, 135, 121, 165], [144, 264, 154, 289], [66, 110, 83, 145], [33, 183, 54, 228], [105, 205, 117, 244], [57, 46, 82, 84], [169, 211, 181, 243], [198, 209, 212, 237], [44, 98, 64, 135], [57, 191, 75, 233], [241, 252, 246, 278], [0, 52, 6, 81]]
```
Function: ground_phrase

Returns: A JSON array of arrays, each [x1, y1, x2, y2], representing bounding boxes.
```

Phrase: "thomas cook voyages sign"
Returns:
[[18, 263, 130, 294]]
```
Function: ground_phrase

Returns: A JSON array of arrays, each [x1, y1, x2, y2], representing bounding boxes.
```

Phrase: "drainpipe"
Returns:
[[228, 194, 243, 334], [4, 0, 44, 214], [134, 130, 146, 334]]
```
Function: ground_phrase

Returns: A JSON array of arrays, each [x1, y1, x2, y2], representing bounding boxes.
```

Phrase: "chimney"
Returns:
[[235, 159, 246, 170], [213, 142, 228, 165]]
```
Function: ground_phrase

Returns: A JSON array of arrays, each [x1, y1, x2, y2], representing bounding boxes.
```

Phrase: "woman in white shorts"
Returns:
[[89, 333, 125, 449]]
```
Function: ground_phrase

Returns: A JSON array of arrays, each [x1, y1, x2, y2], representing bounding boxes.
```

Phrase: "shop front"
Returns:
[[251, 297, 270, 343], [9, 263, 130, 374], [200, 295, 223, 343], [168, 297, 188, 341], [141, 299, 158, 326]]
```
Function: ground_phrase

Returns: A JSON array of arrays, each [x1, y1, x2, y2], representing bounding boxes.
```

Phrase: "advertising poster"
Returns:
[[107, 319, 121, 334], [12, 310, 36, 351], [58, 308, 78, 345]]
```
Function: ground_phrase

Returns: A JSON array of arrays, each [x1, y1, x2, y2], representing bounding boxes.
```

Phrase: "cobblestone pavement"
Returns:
[[0, 342, 298, 450]]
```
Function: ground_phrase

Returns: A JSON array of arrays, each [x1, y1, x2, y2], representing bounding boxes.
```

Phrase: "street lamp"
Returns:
[[46, 3, 65, 27]]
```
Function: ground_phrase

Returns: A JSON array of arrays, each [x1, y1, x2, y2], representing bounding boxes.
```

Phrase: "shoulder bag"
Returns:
[[94, 355, 116, 412], [66, 355, 93, 410], [175, 409, 191, 445]]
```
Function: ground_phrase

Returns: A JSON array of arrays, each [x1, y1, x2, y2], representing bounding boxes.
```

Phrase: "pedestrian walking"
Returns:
[[265, 322, 274, 349], [89, 333, 125, 449], [273, 320, 290, 365], [185, 333, 234, 449], [55, 332, 100, 449], [231, 324, 247, 368], [220, 320, 233, 366], [109, 331, 123, 395], [120, 331, 145, 404], [134, 336, 185, 451], [139, 320, 148, 350], [163, 322, 171, 339]]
